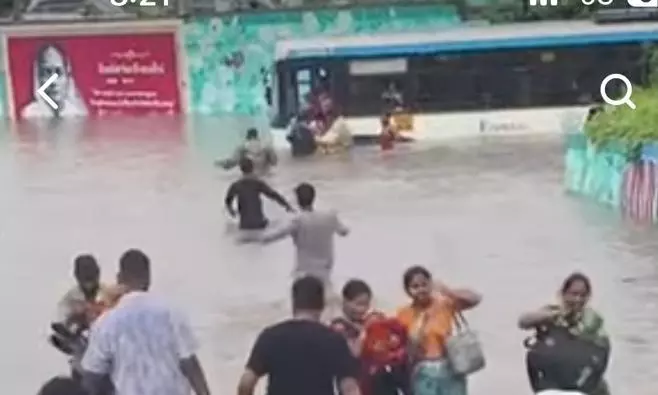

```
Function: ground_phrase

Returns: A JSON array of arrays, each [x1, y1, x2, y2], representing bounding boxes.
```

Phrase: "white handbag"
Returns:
[[444, 312, 486, 375]]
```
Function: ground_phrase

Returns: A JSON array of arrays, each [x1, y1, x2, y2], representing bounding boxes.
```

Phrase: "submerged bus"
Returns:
[[271, 20, 658, 127]]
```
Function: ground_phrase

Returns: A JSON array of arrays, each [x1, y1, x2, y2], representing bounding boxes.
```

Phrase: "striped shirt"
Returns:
[[81, 291, 197, 395]]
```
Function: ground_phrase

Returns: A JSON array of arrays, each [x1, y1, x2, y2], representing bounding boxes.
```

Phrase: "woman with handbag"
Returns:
[[396, 266, 482, 395], [518, 272, 610, 395]]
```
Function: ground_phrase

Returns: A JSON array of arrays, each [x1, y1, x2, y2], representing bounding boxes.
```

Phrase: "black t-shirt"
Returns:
[[225, 177, 288, 230], [246, 319, 360, 395]]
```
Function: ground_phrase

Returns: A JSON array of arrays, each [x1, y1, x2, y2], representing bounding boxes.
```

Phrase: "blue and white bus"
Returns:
[[271, 20, 658, 127]]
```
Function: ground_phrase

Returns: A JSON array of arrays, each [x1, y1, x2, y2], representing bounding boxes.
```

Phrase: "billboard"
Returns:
[[6, 32, 181, 119]]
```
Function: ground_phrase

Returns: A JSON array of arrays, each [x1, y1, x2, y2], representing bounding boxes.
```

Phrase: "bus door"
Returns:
[[290, 65, 333, 112], [274, 61, 335, 127], [273, 64, 313, 126]]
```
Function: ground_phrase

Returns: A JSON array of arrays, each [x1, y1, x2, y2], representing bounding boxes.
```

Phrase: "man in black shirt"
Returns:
[[237, 276, 361, 395], [225, 158, 293, 230]]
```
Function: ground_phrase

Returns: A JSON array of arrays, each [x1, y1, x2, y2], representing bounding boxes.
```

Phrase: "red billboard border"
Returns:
[[1, 20, 188, 120]]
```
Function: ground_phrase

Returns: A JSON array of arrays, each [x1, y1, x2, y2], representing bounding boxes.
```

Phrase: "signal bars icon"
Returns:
[[528, 0, 558, 6]]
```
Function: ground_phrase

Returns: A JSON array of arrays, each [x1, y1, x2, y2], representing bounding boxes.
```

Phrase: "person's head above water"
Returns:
[[294, 182, 315, 210], [560, 271, 591, 313], [291, 275, 325, 318], [38, 376, 86, 395], [74, 254, 100, 293], [245, 128, 259, 140], [117, 249, 151, 291], [239, 157, 254, 175]]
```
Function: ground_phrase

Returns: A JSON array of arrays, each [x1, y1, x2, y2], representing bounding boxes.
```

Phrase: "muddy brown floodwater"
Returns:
[[2, 116, 658, 395]]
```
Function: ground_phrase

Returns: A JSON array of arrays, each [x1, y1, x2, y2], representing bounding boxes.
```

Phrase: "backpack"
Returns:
[[525, 324, 609, 394]]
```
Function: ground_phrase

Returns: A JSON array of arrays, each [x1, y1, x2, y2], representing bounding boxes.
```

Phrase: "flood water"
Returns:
[[3, 116, 658, 395]]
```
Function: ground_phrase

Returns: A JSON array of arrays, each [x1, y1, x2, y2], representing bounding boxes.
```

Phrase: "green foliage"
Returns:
[[584, 46, 658, 160], [583, 89, 658, 161]]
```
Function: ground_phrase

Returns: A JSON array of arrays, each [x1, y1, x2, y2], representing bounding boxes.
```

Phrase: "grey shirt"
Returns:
[[262, 209, 349, 280], [218, 140, 277, 176], [239, 140, 277, 174]]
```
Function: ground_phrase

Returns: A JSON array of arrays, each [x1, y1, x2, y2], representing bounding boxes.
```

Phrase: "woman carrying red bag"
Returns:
[[330, 279, 410, 395]]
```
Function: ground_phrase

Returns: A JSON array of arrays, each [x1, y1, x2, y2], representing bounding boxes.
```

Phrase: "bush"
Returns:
[[583, 45, 658, 161], [583, 88, 658, 161]]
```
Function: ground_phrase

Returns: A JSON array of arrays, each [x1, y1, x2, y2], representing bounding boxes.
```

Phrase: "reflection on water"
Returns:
[[2, 116, 658, 394]]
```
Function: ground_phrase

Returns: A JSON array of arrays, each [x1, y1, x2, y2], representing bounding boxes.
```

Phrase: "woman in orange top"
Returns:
[[396, 266, 481, 395]]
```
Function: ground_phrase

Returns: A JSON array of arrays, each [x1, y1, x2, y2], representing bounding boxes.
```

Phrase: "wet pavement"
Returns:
[[3, 116, 658, 394]]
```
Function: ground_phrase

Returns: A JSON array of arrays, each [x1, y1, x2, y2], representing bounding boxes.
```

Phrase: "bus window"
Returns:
[[296, 69, 312, 109], [347, 75, 405, 116]]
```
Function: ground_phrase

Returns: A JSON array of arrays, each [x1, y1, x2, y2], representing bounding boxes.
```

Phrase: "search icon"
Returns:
[[600, 73, 636, 110]]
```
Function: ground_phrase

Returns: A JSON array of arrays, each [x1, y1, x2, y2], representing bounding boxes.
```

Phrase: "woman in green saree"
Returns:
[[518, 272, 610, 395]]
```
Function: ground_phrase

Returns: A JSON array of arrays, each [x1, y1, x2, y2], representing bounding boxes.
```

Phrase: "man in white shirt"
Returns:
[[81, 249, 211, 395], [260, 182, 349, 286]]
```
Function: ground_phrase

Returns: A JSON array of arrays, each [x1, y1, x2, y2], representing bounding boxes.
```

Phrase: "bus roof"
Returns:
[[274, 20, 658, 61]]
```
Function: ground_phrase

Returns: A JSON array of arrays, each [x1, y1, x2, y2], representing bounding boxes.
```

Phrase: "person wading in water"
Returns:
[[237, 275, 362, 395], [225, 158, 294, 239], [259, 182, 348, 305], [55, 255, 106, 330], [81, 249, 211, 395], [216, 128, 277, 176]]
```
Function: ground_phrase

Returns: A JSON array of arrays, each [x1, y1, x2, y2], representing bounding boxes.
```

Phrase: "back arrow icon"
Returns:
[[37, 73, 59, 110]]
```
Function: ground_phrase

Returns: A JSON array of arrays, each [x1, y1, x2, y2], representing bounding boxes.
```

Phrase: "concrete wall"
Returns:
[[0, 5, 462, 119], [182, 4, 462, 115], [565, 134, 658, 224]]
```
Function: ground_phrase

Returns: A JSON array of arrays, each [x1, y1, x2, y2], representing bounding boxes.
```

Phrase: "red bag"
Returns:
[[361, 316, 408, 372]]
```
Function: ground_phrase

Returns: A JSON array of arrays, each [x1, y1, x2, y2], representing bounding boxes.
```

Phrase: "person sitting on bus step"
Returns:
[[216, 128, 277, 176], [317, 110, 353, 155]]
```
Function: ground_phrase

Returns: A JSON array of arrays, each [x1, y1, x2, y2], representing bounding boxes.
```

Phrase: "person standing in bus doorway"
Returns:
[[381, 82, 403, 112]]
